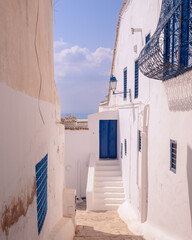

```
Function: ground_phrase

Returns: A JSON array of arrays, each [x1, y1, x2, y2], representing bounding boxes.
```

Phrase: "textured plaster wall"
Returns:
[[0, 0, 66, 239], [0, 0, 59, 105], [110, 0, 192, 240]]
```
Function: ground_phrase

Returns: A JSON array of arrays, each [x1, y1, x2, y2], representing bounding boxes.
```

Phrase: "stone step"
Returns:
[[94, 197, 126, 204], [94, 186, 124, 193], [95, 165, 121, 171], [95, 160, 119, 166], [95, 170, 121, 177], [94, 181, 123, 187], [94, 176, 122, 182], [94, 192, 125, 198]]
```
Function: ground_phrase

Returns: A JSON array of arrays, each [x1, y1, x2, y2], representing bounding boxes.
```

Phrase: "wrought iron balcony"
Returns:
[[138, 0, 192, 81]]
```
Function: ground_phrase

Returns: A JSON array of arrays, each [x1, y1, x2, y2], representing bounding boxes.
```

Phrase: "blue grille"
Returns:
[[121, 143, 123, 158], [135, 60, 139, 99], [124, 68, 127, 100], [145, 33, 150, 44], [139, 0, 192, 81], [35, 154, 48, 234], [139, 131, 141, 152], [170, 140, 177, 173], [124, 139, 127, 156]]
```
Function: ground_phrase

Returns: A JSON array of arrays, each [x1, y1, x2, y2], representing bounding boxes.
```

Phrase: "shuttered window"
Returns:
[[170, 140, 177, 173], [135, 60, 139, 99], [35, 154, 48, 234], [124, 139, 127, 156], [138, 131, 141, 152], [124, 67, 127, 100], [121, 143, 123, 158]]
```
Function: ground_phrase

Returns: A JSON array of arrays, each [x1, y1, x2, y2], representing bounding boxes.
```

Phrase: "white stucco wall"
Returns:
[[88, 111, 119, 161], [65, 130, 90, 199], [0, 0, 74, 239], [108, 0, 192, 240]]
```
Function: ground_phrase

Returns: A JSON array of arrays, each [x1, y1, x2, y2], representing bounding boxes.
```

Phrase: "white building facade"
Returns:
[[88, 0, 192, 240]]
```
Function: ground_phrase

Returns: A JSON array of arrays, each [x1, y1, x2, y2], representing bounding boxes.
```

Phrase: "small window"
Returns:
[[134, 60, 139, 99], [138, 131, 141, 152], [35, 154, 48, 234], [145, 33, 150, 44], [121, 143, 123, 158], [124, 139, 127, 156], [170, 140, 177, 173], [124, 67, 127, 100]]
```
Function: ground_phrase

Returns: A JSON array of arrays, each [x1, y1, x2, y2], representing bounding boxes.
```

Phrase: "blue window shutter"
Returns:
[[124, 68, 127, 100], [135, 60, 139, 99], [35, 154, 48, 234], [138, 131, 141, 152], [180, 0, 189, 67]]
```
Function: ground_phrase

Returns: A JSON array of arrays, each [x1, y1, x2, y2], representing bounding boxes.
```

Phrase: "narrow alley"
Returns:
[[74, 201, 144, 240]]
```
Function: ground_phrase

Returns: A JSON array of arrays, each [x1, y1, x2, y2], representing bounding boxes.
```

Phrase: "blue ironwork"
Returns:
[[124, 67, 127, 100], [99, 120, 117, 159], [135, 60, 139, 99], [138, 0, 192, 81], [170, 140, 177, 173], [145, 33, 151, 44], [35, 154, 48, 234]]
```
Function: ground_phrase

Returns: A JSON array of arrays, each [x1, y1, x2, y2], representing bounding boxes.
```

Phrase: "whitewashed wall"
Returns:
[[65, 130, 90, 199], [88, 111, 119, 162], [0, 1, 74, 239], [108, 0, 192, 240]]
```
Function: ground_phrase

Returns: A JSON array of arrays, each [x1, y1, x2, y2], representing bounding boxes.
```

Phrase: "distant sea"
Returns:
[[61, 112, 94, 119]]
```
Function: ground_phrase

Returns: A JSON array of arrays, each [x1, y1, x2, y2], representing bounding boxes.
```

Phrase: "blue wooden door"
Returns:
[[99, 120, 117, 159]]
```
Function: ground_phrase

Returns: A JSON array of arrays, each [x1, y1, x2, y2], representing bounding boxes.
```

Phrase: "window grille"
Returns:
[[35, 154, 48, 234], [145, 33, 150, 44], [138, 0, 192, 81], [138, 131, 141, 152], [124, 67, 127, 100], [124, 139, 127, 155], [135, 60, 139, 99], [170, 140, 177, 173]]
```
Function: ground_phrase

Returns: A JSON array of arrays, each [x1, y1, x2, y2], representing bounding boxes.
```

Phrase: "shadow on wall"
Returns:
[[187, 145, 192, 231], [163, 71, 192, 111]]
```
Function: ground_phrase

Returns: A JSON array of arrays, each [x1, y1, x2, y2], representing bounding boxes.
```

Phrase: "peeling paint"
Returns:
[[0, 179, 36, 236]]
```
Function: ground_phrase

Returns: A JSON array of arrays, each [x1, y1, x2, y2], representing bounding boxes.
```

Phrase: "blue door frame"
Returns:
[[99, 120, 117, 159]]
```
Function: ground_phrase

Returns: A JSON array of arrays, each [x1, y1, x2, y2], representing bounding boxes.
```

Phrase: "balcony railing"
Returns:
[[138, 0, 192, 81]]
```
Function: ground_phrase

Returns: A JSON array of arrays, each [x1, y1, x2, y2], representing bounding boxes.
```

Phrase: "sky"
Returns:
[[53, 0, 124, 118]]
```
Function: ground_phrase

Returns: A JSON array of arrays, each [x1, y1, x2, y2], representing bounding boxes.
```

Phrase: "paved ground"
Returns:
[[74, 200, 144, 240]]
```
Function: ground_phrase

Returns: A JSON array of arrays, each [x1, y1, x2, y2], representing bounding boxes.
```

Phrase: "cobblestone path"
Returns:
[[74, 201, 144, 240]]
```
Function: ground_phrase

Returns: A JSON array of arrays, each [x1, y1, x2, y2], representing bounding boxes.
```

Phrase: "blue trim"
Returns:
[[138, 131, 141, 152], [124, 68, 127, 100], [134, 60, 139, 99], [145, 33, 150, 44], [35, 154, 48, 235], [124, 139, 127, 156]]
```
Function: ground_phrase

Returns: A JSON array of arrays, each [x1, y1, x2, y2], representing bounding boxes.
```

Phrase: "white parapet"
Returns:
[[86, 154, 96, 211]]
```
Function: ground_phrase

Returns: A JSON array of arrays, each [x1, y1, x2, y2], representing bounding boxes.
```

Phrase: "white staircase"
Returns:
[[93, 160, 125, 211]]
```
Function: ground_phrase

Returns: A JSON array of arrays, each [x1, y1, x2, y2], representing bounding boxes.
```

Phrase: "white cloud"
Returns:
[[54, 41, 113, 114], [54, 38, 67, 48], [54, 44, 113, 78]]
